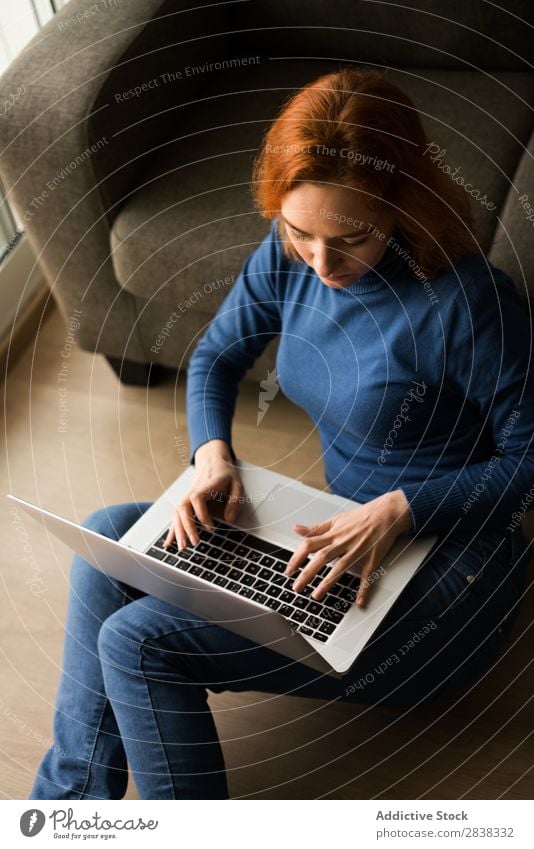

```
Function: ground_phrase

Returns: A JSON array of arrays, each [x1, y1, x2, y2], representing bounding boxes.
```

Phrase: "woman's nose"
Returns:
[[313, 243, 343, 277]]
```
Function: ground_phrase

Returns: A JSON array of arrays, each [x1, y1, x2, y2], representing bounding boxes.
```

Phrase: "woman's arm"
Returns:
[[166, 437, 246, 547], [186, 222, 283, 466], [399, 267, 534, 536], [192, 439, 235, 467]]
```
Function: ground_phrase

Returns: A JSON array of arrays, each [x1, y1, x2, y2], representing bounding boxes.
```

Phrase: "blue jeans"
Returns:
[[29, 502, 530, 800]]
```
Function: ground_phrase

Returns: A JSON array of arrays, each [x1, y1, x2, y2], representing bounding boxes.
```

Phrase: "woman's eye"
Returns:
[[290, 229, 367, 247]]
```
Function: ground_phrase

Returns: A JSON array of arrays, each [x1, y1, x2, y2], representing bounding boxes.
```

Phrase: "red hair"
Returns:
[[251, 67, 479, 280]]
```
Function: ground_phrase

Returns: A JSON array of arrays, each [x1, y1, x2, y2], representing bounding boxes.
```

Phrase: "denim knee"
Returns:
[[97, 596, 208, 675], [97, 605, 143, 673], [81, 502, 153, 542]]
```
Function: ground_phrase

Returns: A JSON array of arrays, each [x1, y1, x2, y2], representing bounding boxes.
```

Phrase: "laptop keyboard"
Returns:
[[144, 516, 360, 643]]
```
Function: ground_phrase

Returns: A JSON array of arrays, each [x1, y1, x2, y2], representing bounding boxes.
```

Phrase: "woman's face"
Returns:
[[280, 183, 397, 288]]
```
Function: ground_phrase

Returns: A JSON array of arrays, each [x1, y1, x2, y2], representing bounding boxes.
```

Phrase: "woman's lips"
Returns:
[[324, 272, 355, 282]]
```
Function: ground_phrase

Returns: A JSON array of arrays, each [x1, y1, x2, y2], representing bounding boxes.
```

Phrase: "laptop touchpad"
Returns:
[[240, 482, 347, 543]]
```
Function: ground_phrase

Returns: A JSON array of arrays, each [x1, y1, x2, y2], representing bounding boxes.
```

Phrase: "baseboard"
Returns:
[[0, 284, 54, 382]]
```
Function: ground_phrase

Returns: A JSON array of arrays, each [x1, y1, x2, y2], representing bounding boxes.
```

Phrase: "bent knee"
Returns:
[[97, 606, 140, 667], [97, 598, 209, 667]]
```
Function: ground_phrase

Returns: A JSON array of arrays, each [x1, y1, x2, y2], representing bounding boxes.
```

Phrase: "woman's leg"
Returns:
[[97, 523, 529, 799], [336, 524, 530, 706], [29, 502, 153, 800], [97, 596, 346, 799]]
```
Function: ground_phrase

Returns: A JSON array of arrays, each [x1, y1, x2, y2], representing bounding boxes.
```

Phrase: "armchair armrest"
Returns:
[[0, 0, 232, 358], [0, 0, 167, 222], [488, 125, 534, 307]]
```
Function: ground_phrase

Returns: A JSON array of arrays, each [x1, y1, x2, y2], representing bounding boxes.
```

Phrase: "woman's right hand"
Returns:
[[164, 440, 245, 551]]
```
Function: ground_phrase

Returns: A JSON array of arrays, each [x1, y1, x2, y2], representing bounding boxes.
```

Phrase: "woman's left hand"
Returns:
[[285, 489, 413, 607]]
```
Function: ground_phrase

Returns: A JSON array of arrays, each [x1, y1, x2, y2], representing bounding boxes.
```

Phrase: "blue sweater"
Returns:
[[186, 220, 534, 537]]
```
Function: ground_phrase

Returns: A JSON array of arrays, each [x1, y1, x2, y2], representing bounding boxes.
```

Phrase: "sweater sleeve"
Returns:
[[186, 222, 283, 466], [399, 267, 534, 536]]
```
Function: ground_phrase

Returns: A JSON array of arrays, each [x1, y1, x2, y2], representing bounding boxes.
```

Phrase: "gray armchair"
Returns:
[[0, 0, 533, 386]]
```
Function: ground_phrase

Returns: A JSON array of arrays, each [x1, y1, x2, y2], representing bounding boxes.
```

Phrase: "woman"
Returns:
[[30, 68, 533, 800]]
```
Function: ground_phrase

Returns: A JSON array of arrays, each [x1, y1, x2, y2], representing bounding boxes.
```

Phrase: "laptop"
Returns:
[[7, 459, 437, 678]]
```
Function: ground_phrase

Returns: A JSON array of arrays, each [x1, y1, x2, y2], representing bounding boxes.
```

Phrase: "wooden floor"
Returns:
[[1, 305, 533, 800]]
